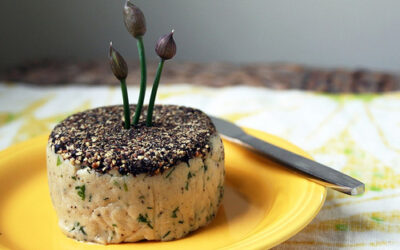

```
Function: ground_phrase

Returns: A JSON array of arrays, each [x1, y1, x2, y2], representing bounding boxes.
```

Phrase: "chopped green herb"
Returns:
[[112, 224, 117, 227], [137, 213, 153, 229], [70, 222, 84, 233], [171, 207, 179, 218], [70, 222, 78, 231], [162, 231, 171, 238], [178, 220, 184, 224], [88, 194, 92, 202], [75, 185, 86, 200], [137, 214, 147, 223], [185, 172, 195, 190], [57, 156, 62, 166], [113, 180, 121, 189], [217, 184, 224, 205], [79, 226, 87, 235], [147, 207, 153, 209], [109, 230, 115, 241], [123, 182, 128, 191], [71, 176, 77, 180], [139, 195, 145, 199], [206, 213, 215, 222], [204, 165, 208, 172], [165, 167, 176, 178]]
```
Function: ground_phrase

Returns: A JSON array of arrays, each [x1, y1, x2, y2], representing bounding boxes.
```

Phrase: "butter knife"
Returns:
[[210, 116, 365, 196]]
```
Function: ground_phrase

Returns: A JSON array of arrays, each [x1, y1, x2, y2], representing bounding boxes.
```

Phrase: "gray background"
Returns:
[[1, 0, 399, 71]]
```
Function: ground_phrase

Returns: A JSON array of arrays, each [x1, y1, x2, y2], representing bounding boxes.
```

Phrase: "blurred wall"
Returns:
[[1, 0, 400, 71]]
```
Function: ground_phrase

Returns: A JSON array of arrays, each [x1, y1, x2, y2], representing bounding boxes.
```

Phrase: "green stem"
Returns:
[[146, 59, 165, 126], [120, 79, 131, 129], [132, 36, 147, 125]]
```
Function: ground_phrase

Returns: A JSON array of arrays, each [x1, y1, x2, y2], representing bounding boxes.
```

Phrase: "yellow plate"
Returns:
[[0, 128, 326, 250]]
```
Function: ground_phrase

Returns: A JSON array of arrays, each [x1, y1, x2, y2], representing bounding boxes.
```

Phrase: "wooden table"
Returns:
[[1, 60, 399, 93]]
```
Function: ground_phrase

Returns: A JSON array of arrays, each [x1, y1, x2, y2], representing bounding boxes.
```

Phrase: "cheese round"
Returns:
[[46, 105, 225, 244]]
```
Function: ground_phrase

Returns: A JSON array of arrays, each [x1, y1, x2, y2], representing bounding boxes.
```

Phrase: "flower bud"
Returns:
[[109, 42, 128, 80], [155, 30, 176, 60], [123, 1, 146, 38]]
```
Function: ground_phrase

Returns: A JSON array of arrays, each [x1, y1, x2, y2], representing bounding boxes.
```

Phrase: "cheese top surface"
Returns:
[[49, 105, 216, 175]]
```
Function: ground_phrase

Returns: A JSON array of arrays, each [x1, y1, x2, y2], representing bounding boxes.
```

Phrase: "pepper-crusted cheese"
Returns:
[[47, 134, 224, 244], [49, 105, 216, 176]]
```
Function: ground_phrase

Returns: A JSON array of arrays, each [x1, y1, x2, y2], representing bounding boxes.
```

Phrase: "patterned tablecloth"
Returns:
[[1, 82, 399, 249]]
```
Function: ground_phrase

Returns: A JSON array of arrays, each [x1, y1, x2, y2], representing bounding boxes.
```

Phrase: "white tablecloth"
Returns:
[[1, 83, 399, 249]]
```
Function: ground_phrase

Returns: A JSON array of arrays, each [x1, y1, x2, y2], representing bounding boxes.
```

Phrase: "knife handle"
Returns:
[[240, 134, 365, 196]]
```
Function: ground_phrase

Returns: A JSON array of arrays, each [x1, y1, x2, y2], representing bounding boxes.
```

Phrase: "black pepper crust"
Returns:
[[49, 105, 216, 176]]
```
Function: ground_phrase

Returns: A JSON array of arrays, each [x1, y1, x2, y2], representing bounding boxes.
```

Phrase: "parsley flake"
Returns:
[[75, 185, 86, 200], [137, 213, 153, 229], [162, 231, 171, 239], [57, 156, 62, 166], [79, 226, 87, 235], [165, 167, 176, 178], [171, 207, 179, 218], [113, 180, 121, 188]]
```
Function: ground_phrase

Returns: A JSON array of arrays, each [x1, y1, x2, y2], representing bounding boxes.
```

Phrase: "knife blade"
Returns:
[[210, 115, 365, 196]]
